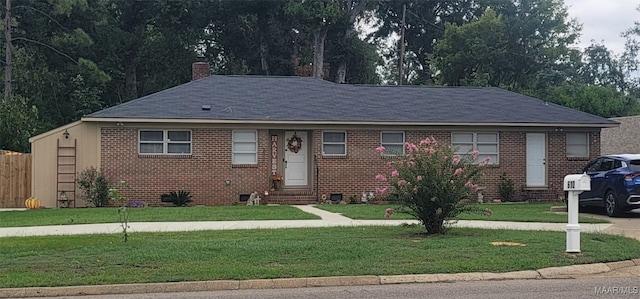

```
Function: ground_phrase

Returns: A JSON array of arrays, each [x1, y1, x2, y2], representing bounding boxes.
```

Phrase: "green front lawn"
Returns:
[[0, 206, 320, 227], [315, 203, 609, 223], [1, 226, 638, 288]]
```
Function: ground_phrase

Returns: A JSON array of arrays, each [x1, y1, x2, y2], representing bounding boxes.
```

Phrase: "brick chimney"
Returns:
[[192, 60, 210, 81]]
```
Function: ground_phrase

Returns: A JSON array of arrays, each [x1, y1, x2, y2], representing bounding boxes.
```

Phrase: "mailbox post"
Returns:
[[563, 173, 591, 253]]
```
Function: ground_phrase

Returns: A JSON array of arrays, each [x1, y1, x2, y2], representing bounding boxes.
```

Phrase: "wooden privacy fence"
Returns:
[[0, 154, 32, 208]]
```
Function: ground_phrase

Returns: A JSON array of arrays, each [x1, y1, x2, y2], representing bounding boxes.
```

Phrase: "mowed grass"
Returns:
[[1, 226, 639, 288], [315, 203, 609, 223], [0, 206, 320, 227]]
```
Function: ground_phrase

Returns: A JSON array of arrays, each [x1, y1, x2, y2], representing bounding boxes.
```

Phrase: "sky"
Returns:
[[564, 0, 639, 55]]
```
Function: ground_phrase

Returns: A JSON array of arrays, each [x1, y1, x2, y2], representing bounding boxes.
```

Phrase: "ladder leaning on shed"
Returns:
[[56, 138, 76, 208]]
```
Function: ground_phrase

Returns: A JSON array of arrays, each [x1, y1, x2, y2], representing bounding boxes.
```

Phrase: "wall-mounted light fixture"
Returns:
[[224, 180, 231, 186], [62, 129, 70, 139]]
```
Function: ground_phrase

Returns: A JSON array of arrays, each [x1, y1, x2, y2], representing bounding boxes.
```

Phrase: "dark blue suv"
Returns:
[[578, 154, 640, 217]]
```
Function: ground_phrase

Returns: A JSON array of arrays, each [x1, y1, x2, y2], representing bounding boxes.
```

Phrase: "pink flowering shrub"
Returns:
[[375, 137, 487, 234]]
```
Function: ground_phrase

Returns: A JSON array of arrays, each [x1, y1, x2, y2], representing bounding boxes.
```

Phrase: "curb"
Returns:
[[2, 260, 639, 298]]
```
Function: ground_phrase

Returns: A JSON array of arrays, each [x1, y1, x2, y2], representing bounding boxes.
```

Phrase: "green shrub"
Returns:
[[499, 172, 516, 202], [77, 167, 110, 207], [375, 137, 488, 234], [168, 190, 193, 207]]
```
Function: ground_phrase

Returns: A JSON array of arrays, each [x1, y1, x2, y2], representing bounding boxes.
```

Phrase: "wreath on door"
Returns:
[[287, 133, 303, 153]]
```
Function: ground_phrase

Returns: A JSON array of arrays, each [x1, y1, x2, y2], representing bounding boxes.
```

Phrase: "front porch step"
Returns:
[[265, 190, 318, 205]]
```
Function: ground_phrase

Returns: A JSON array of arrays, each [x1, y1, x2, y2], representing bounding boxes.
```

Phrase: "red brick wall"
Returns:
[[101, 127, 271, 205], [101, 127, 600, 205]]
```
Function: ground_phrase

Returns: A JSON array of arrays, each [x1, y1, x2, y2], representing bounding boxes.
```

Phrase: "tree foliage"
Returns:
[[4, 0, 640, 153]]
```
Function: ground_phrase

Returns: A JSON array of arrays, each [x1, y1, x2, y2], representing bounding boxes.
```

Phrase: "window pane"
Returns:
[[140, 131, 163, 141], [168, 131, 191, 141], [140, 143, 163, 153], [384, 144, 404, 155], [454, 144, 473, 153], [567, 145, 588, 157], [323, 132, 345, 143], [323, 144, 345, 155], [477, 144, 498, 153], [233, 131, 256, 142], [168, 144, 191, 154], [567, 133, 587, 145], [233, 142, 256, 152], [233, 153, 256, 164], [452, 133, 473, 143], [382, 132, 403, 143], [477, 154, 498, 164], [477, 133, 498, 143]]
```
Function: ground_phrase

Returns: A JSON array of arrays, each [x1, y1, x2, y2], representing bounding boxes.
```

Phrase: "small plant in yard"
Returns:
[[125, 200, 145, 208], [499, 172, 516, 202], [77, 167, 110, 207], [108, 180, 130, 242], [375, 137, 489, 234], [168, 190, 193, 207]]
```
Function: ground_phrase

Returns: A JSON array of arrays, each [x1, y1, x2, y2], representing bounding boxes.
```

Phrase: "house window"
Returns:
[[232, 130, 257, 164], [451, 132, 499, 164], [139, 130, 191, 155], [566, 132, 589, 158], [381, 131, 404, 155], [322, 131, 346, 156]]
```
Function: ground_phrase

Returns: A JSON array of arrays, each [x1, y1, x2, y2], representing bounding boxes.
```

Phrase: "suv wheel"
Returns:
[[604, 191, 623, 217]]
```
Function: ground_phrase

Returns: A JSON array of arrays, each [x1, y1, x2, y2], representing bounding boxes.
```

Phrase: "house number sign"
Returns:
[[271, 135, 278, 175]]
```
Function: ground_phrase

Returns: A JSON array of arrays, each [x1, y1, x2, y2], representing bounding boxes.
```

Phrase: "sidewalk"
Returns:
[[0, 205, 614, 238], [0, 205, 639, 299]]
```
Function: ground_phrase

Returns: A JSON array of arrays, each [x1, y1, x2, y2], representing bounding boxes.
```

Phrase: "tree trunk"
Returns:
[[258, 10, 270, 76], [4, 0, 11, 103], [124, 62, 138, 100], [424, 218, 445, 234], [313, 27, 328, 79], [259, 31, 269, 76], [335, 62, 347, 83]]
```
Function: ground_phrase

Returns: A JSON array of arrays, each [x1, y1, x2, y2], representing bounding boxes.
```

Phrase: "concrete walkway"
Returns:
[[1, 205, 639, 299], [0, 205, 615, 238]]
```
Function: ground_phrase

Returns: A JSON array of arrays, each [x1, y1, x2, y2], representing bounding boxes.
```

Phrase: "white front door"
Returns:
[[526, 133, 546, 187], [284, 131, 308, 186]]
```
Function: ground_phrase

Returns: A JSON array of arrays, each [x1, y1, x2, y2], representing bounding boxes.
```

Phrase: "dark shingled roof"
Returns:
[[86, 75, 616, 126]]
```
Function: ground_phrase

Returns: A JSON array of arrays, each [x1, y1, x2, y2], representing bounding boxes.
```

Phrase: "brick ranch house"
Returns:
[[29, 63, 618, 208]]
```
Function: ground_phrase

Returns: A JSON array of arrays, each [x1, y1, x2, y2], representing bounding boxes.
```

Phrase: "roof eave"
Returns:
[[81, 117, 619, 128]]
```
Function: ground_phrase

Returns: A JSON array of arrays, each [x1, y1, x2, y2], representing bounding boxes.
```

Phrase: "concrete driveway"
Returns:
[[580, 208, 640, 240]]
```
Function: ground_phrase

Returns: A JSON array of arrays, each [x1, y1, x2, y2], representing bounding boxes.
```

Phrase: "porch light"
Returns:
[[62, 129, 70, 139]]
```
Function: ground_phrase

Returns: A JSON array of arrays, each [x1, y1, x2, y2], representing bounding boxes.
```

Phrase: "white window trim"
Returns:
[[380, 131, 405, 156], [566, 132, 589, 158], [138, 129, 192, 155], [451, 132, 499, 164], [322, 131, 347, 156], [232, 130, 258, 164]]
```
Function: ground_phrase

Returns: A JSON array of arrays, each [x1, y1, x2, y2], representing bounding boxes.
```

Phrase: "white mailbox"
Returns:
[[563, 173, 591, 191], [563, 173, 591, 253]]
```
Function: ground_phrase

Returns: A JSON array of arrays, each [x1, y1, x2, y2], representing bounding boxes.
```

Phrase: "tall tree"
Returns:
[[331, 0, 372, 83], [286, 0, 341, 79], [579, 43, 625, 89], [431, 0, 580, 91], [433, 8, 507, 87], [375, 0, 484, 85]]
